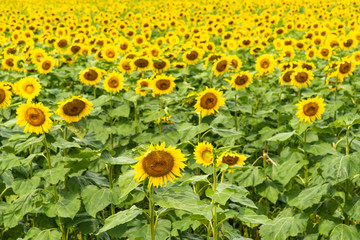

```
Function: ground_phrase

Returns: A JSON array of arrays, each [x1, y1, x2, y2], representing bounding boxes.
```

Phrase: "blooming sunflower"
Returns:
[[118, 58, 134, 74], [133, 142, 187, 188], [103, 71, 124, 93], [79, 67, 106, 86], [255, 54, 276, 75], [2, 56, 16, 71], [37, 56, 55, 74], [228, 55, 242, 72], [152, 58, 170, 74], [0, 83, 12, 109], [194, 87, 226, 117], [16, 102, 53, 134], [132, 56, 152, 71], [291, 68, 314, 88], [17, 77, 41, 100], [229, 71, 253, 90], [182, 48, 204, 65], [279, 69, 295, 85], [151, 74, 176, 96], [217, 152, 247, 171], [212, 57, 230, 77], [337, 58, 354, 81], [57, 96, 93, 123], [135, 78, 151, 96], [296, 96, 326, 123], [101, 45, 119, 62], [194, 142, 214, 166]]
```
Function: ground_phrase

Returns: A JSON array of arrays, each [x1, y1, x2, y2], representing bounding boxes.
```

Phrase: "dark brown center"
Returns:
[[235, 75, 248, 85], [186, 50, 199, 60], [71, 45, 80, 54], [283, 70, 294, 82], [42, 61, 51, 70], [62, 99, 86, 116], [321, 49, 329, 56], [295, 72, 308, 83], [154, 61, 166, 69], [108, 77, 119, 88], [0, 89, 5, 104], [84, 69, 98, 81], [339, 62, 351, 74], [142, 150, 174, 177], [200, 92, 217, 109], [222, 155, 239, 166], [6, 59, 14, 67], [134, 58, 149, 68], [25, 107, 46, 126], [344, 39, 353, 47], [260, 59, 270, 69], [216, 60, 228, 72], [156, 79, 170, 90], [58, 39, 68, 48], [303, 102, 319, 116]]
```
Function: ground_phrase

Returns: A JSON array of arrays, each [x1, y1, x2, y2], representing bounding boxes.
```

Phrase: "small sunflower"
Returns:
[[133, 142, 187, 188], [194, 87, 226, 117], [132, 56, 152, 71], [296, 96, 326, 123], [279, 69, 295, 85], [255, 54, 276, 75], [37, 56, 55, 74], [17, 77, 41, 100], [118, 58, 134, 74], [217, 152, 247, 171], [57, 96, 93, 123], [2, 56, 16, 71], [337, 59, 354, 81], [228, 55, 242, 72], [212, 57, 230, 77], [0, 83, 12, 109], [229, 71, 253, 90], [291, 68, 314, 88], [194, 142, 214, 166], [152, 58, 170, 74], [103, 71, 124, 93], [101, 45, 119, 62], [151, 74, 176, 96], [79, 67, 106, 86], [182, 48, 204, 65], [135, 78, 151, 96], [16, 102, 53, 134]]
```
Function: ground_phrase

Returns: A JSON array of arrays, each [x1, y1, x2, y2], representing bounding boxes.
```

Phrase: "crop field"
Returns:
[[1, 0, 360, 239]]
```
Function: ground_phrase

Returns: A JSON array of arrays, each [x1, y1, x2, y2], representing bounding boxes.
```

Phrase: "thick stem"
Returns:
[[198, 113, 202, 142], [94, 86, 97, 98], [159, 97, 163, 135], [334, 79, 338, 121], [149, 186, 156, 240], [212, 162, 218, 240], [110, 93, 114, 150], [63, 125, 68, 157], [106, 164, 115, 215], [346, 126, 350, 155], [234, 94, 238, 132], [298, 87, 301, 101], [304, 128, 308, 188], [134, 100, 139, 134]]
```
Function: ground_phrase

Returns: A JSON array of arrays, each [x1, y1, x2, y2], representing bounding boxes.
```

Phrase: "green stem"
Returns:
[[63, 125, 68, 157], [149, 186, 156, 240], [134, 100, 139, 134], [334, 79, 338, 121], [110, 93, 114, 150], [298, 87, 301, 101], [94, 86, 97, 98], [220, 171, 225, 184], [198, 113, 202, 142], [212, 162, 218, 240], [346, 126, 350, 155], [106, 164, 115, 215], [159, 97, 163, 135], [304, 128, 308, 188], [234, 94, 238, 132], [29, 144, 33, 178]]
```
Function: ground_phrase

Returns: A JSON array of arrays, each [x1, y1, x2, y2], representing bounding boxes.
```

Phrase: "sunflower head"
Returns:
[[16, 102, 53, 134], [57, 96, 93, 123], [101, 45, 118, 62], [132, 56, 152, 71], [212, 56, 230, 77], [296, 96, 326, 123], [37, 56, 55, 74], [133, 142, 187, 188], [0, 83, 12, 109], [217, 152, 247, 172], [135, 78, 151, 96], [103, 71, 124, 93], [79, 67, 106, 85], [182, 48, 204, 65], [229, 71, 253, 90], [291, 68, 314, 88], [255, 54, 276, 75], [151, 74, 176, 97], [17, 77, 41, 100], [194, 142, 214, 166], [194, 87, 226, 117]]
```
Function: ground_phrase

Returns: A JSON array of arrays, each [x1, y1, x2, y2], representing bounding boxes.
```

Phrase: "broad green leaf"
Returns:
[[39, 167, 70, 185], [345, 197, 360, 222], [14, 135, 45, 154], [287, 184, 331, 210], [257, 179, 282, 204], [56, 194, 81, 219], [81, 185, 113, 218], [100, 150, 137, 165], [205, 183, 248, 205], [269, 158, 306, 186], [260, 209, 307, 240], [304, 143, 338, 156], [231, 207, 272, 226], [35, 229, 62, 240], [113, 169, 140, 201], [52, 138, 81, 149], [0, 154, 22, 171], [329, 224, 359, 240], [180, 175, 209, 185], [97, 206, 142, 234], [320, 155, 360, 184], [267, 131, 295, 142], [108, 103, 130, 118], [319, 220, 337, 236], [177, 122, 210, 141], [234, 167, 267, 187], [12, 177, 41, 196]]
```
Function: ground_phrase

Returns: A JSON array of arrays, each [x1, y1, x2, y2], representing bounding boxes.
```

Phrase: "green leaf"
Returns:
[[0, 154, 22, 171], [113, 170, 140, 201], [100, 150, 137, 165], [15, 135, 45, 154], [177, 122, 210, 141], [12, 177, 41, 196], [287, 184, 331, 210], [260, 209, 307, 240], [97, 206, 142, 234], [81, 185, 113, 218], [52, 138, 81, 149], [257, 179, 282, 204], [304, 143, 338, 156], [319, 220, 337, 236], [320, 155, 360, 184], [232, 207, 272, 226], [234, 167, 267, 187], [56, 194, 81, 219], [269, 158, 306, 186], [205, 183, 248, 205], [267, 131, 295, 142], [329, 224, 359, 240], [108, 103, 131, 118], [210, 127, 243, 138], [92, 95, 111, 108], [180, 175, 209, 185], [39, 166, 70, 185], [345, 197, 360, 222]]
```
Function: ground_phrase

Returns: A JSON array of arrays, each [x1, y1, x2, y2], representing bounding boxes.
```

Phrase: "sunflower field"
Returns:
[[2, 0, 360, 239]]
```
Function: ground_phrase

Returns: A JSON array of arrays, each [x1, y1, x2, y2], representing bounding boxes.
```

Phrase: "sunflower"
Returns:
[[30, 48, 47, 64], [37, 56, 55, 74], [57, 96, 93, 123], [279, 69, 295, 85], [291, 68, 314, 88], [255, 54, 276, 75], [0, 83, 12, 109], [151, 74, 176, 96], [79, 67, 106, 85], [306, 48, 317, 60], [103, 71, 124, 93], [101, 45, 119, 62], [182, 48, 204, 65], [17, 77, 41, 100], [194, 87, 226, 117], [118, 58, 134, 74], [132, 56, 152, 71], [217, 152, 246, 171], [296, 96, 326, 123], [337, 58, 354, 81], [317, 46, 333, 60], [212, 57, 230, 76], [16, 102, 53, 134], [54, 37, 70, 51], [2, 56, 16, 71], [228, 55, 242, 73], [135, 78, 151, 96], [152, 58, 170, 74], [229, 71, 253, 90], [172, 62, 187, 69], [133, 142, 187, 188], [194, 142, 214, 166]]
